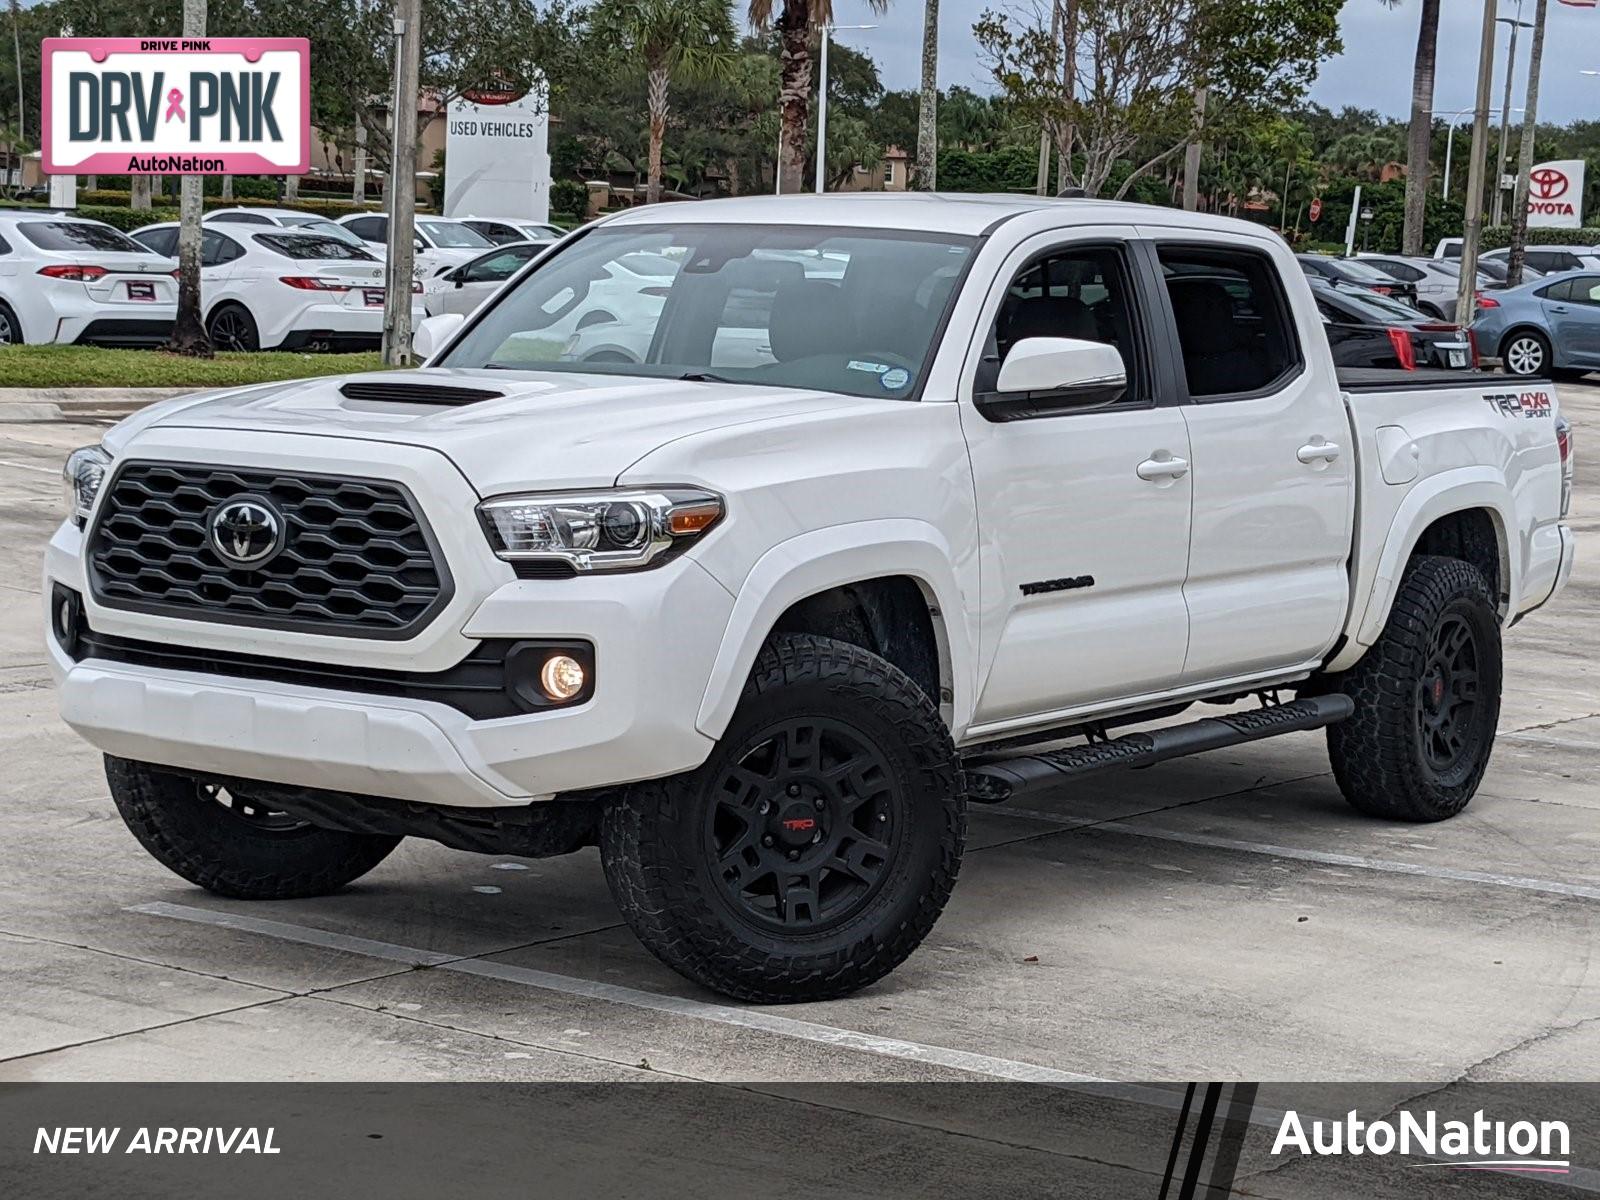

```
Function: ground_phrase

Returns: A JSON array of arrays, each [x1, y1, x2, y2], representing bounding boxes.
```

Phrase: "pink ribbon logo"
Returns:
[[164, 88, 185, 123]]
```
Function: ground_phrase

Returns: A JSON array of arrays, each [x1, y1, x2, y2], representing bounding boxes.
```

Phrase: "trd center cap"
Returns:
[[776, 804, 821, 847]]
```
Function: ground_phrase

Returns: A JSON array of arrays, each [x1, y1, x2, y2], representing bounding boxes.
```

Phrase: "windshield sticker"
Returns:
[[881, 367, 911, 391], [847, 360, 891, 375]]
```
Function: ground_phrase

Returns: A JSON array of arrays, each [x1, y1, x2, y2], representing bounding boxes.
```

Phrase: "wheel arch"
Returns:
[[1329, 472, 1515, 672], [694, 521, 975, 741]]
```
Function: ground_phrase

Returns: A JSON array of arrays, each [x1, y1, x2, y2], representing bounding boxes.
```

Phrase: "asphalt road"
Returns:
[[1, 384, 1596, 1119]]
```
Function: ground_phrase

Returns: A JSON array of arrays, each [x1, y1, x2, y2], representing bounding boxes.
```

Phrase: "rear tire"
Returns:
[[206, 303, 260, 352], [600, 633, 965, 1003], [0, 300, 21, 345], [106, 756, 401, 899], [1501, 329, 1550, 377], [1325, 556, 1502, 822]]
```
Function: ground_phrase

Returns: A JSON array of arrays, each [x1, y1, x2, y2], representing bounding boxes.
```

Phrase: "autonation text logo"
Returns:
[[1272, 1109, 1571, 1177]]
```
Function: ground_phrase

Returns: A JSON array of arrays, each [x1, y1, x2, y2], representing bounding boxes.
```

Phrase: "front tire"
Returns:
[[1326, 556, 1502, 821], [106, 757, 401, 899], [600, 634, 965, 1003]]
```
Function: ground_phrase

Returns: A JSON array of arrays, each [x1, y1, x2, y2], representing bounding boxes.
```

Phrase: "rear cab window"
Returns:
[[255, 233, 376, 261]]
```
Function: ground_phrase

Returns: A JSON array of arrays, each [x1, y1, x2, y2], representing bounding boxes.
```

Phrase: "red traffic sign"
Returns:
[[1309, 197, 1323, 222]]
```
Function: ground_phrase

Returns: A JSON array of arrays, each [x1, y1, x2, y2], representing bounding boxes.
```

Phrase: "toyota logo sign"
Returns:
[[1527, 159, 1586, 229], [1530, 168, 1569, 200]]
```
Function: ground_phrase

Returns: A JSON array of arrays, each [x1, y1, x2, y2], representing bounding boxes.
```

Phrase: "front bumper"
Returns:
[[45, 432, 734, 808]]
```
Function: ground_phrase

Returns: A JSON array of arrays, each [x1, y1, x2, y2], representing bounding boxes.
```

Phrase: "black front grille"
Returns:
[[87, 462, 451, 638]]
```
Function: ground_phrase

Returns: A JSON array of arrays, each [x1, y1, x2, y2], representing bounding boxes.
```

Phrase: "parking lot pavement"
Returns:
[[1, 387, 1597, 1093]]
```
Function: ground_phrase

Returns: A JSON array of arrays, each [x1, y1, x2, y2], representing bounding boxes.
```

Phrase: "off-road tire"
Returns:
[[106, 756, 401, 899], [1326, 556, 1502, 821], [600, 633, 965, 1004]]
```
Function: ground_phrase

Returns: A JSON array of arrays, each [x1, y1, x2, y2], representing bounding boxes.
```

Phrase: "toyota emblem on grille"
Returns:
[[207, 498, 286, 569]]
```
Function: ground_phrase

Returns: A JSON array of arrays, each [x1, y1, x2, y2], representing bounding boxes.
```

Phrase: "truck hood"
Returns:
[[117, 368, 869, 494]]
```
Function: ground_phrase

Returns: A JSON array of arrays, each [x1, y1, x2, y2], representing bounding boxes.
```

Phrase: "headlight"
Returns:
[[477, 488, 723, 573], [62, 445, 111, 527]]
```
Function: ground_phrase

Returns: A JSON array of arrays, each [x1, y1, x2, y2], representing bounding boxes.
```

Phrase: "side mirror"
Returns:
[[979, 337, 1127, 422], [413, 312, 465, 364], [414, 237, 426, 252]]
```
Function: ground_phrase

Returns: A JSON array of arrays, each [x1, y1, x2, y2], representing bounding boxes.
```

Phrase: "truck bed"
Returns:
[[1336, 367, 1545, 393]]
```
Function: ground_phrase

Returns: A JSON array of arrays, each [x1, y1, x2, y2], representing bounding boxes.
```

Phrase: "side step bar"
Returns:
[[964, 694, 1354, 804]]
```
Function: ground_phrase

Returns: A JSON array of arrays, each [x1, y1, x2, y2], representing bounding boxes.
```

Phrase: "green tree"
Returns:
[[591, 0, 737, 203], [975, 0, 1343, 199]]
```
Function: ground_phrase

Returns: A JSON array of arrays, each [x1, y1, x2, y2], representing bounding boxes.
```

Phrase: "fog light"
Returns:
[[539, 654, 586, 701]]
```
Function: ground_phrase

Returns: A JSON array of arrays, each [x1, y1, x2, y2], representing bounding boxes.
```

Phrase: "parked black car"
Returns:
[[1297, 254, 1420, 308], [1309, 280, 1475, 371]]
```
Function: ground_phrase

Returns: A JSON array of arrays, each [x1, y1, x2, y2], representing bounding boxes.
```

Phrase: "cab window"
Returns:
[[1159, 247, 1302, 400], [985, 246, 1144, 403]]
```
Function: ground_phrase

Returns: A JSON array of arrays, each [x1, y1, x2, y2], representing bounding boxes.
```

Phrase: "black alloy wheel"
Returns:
[[705, 716, 901, 933]]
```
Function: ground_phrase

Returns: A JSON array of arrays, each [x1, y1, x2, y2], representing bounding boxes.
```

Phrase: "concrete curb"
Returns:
[[0, 387, 194, 423]]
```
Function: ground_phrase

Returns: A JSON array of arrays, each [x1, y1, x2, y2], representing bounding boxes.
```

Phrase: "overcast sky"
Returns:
[[848, 0, 1600, 124]]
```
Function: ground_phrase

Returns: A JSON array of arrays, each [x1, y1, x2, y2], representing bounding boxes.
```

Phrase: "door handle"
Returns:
[[1297, 441, 1342, 465], [1549, 304, 1569, 314], [1137, 455, 1190, 482]]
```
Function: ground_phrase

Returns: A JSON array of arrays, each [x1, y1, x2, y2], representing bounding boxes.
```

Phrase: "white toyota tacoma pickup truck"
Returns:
[[48, 196, 1575, 1003]]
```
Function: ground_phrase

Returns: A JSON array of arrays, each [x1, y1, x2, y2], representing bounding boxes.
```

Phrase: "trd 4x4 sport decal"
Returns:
[[1483, 389, 1554, 419]]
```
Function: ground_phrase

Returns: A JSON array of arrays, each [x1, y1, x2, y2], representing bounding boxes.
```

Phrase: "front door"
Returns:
[[1144, 233, 1355, 683], [960, 232, 1194, 731]]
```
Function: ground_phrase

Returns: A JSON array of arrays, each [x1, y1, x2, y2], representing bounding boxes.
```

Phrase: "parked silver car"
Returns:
[[1357, 254, 1499, 322]]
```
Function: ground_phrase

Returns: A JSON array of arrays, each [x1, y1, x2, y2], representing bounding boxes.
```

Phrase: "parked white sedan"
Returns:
[[458, 217, 566, 245], [335, 213, 495, 275], [130, 223, 423, 351], [0, 212, 178, 346], [422, 241, 546, 318], [206, 207, 379, 254]]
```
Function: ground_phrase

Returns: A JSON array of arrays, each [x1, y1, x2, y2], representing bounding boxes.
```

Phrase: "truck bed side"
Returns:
[[1330, 370, 1569, 673]]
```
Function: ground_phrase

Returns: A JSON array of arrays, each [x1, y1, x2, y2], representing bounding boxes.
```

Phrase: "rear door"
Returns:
[[960, 228, 1195, 727], [1540, 275, 1600, 366], [1143, 233, 1355, 683]]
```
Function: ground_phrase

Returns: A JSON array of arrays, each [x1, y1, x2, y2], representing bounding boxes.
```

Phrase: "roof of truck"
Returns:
[[597, 193, 1267, 239]]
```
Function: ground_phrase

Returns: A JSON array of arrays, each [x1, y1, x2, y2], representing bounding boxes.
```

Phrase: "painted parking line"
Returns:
[[1502, 730, 1600, 753], [989, 809, 1600, 902], [130, 901, 1600, 1193], [130, 900, 1111, 1086]]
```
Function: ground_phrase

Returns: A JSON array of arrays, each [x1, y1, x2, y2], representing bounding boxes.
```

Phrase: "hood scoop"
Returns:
[[339, 380, 505, 407]]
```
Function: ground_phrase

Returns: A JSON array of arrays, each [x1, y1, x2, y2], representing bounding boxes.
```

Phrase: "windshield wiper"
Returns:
[[676, 371, 739, 384]]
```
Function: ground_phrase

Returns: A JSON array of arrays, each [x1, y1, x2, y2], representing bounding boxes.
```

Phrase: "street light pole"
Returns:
[[1435, 107, 1475, 200], [1493, 6, 1533, 226], [814, 24, 877, 194], [1456, 0, 1501, 329]]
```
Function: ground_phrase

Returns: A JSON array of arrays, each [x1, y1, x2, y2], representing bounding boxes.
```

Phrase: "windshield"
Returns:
[[438, 223, 975, 399], [20, 220, 146, 254], [419, 220, 492, 249], [283, 216, 366, 245], [1327, 258, 1398, 284]]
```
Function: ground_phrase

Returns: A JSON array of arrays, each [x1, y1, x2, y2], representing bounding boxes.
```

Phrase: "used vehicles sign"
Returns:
[[42, 37, 309, 176]]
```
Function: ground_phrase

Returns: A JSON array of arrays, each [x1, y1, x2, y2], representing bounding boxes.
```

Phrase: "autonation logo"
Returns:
[[1272, 1109, 1571, 1176]]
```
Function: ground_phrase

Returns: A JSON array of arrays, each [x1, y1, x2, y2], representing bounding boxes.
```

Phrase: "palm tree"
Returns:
[[1400, 0, 1441, 254], [750, 0, 889, 195], [916, 0, 937, 189], [9, 0, 24, 149], [594, 0, 736, 204]]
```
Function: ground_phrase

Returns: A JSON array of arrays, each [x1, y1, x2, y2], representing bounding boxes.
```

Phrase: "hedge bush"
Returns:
[[550, 179, 588, 218], [1481, 225, 1600, 249]]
